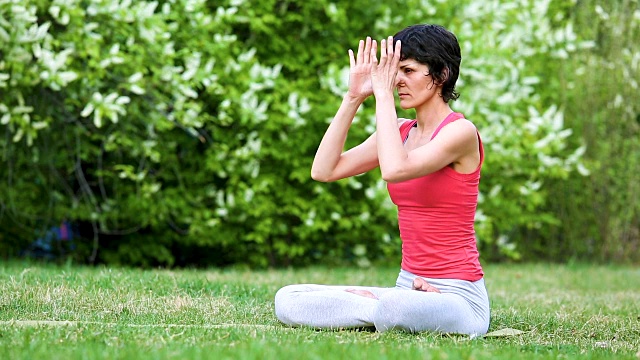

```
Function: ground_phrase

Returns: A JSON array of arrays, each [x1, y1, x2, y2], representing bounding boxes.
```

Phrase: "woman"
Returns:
[[274, 24, 490, 336]]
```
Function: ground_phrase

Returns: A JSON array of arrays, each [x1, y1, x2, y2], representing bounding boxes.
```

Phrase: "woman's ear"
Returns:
[[443, 67, 450, 82], [436, 67, 450, 86]]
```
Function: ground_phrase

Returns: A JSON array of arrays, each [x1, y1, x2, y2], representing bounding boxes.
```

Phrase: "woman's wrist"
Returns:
[[373, 91, 395, 104], [344, 93, 367, 104]]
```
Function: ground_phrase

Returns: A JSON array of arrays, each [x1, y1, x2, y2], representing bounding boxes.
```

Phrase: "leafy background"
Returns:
[[0, 0, 638, 267]]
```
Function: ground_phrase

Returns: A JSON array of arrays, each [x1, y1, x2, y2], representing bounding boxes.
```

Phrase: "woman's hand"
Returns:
[[346, 37, 374, 101], [370, 36, 401, 98], [412, 277, 441, 293]]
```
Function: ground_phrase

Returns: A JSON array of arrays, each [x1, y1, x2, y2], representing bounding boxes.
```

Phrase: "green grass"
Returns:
[[0, 262, 638, 359]]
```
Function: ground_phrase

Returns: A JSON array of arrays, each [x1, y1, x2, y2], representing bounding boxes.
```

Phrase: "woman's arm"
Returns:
[[311, 96, 379, 182], [311, 37, 380, 182], [377, 118, 479, 183]]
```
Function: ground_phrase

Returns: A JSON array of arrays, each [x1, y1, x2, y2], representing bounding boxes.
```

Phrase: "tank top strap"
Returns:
[[430, 112, 465, 140], [400, 119, 418, 143], [431, 112, 484, 168]]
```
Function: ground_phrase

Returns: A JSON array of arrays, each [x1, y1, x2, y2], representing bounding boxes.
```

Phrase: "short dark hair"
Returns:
[[394, 24, 461, 102]]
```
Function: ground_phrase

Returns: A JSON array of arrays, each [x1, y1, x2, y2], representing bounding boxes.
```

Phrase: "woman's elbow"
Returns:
[[310, 169, 332, 182], [380, 169, 403, 183], [381, 174, 397, 183]]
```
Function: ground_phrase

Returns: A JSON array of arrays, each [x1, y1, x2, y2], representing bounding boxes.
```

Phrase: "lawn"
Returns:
[[0, 261, 638, 359]]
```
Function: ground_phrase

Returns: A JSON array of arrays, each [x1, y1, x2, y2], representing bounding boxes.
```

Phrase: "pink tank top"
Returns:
[[387, 112, 484, 281]]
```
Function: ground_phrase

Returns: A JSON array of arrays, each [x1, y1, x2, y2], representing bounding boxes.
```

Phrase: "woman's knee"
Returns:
[[373, 290, 487, 335], [274, 284, 309, 325], [274, 285, 293, 321]]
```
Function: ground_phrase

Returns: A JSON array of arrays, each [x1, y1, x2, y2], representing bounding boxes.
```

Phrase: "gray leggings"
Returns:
[[274, 269, 490, 336]]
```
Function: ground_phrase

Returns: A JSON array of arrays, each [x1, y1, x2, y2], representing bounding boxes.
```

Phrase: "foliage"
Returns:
[[0, 0, 634, 267], [0, 0, 398, 267], [534, 0, 640, 263]]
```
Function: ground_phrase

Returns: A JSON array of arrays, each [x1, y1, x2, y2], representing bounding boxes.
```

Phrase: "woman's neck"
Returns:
[[414, 101, 453, 132]]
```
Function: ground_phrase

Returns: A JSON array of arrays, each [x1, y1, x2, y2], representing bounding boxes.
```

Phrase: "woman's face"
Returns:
[[395, 59, 438, 110]]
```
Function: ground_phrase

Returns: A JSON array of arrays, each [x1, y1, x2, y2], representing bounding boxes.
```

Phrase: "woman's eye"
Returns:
[[404, 69, 413, 74]]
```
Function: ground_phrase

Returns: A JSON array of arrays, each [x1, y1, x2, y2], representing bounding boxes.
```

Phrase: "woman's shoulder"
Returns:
[[437, 118, 479, 146], [444, 117, 478, 133]]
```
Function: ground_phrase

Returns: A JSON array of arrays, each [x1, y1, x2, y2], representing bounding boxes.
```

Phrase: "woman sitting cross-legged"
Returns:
[[274, 24, 490, 336]]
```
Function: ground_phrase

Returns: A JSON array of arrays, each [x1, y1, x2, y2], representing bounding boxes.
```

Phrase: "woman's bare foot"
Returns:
[[412, 277, 441, 293], [345, 289, 378, 299]]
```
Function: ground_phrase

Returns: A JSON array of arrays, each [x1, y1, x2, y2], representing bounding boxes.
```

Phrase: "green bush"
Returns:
[[534, 0, 640, 263], [3, 0, 629, 267]]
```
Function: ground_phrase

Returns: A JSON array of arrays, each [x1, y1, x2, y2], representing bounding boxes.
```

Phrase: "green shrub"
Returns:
[[536, 0, 640, 263], [1, 0, 612, 267]]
